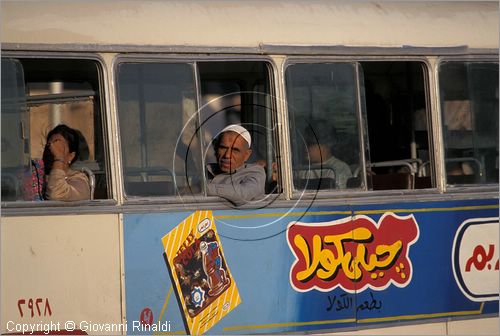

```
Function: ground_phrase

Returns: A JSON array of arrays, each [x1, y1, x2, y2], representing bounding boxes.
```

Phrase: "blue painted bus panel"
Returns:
[[123, 198, 498, 334]]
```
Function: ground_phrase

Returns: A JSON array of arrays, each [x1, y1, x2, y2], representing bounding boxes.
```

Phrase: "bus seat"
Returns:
[[418, 161, 431, 177], [415, 176, 432, 189], [372, 173, 413, 190], [370, 160, 417, 175], [346, 176, 361, 188], [295, 177, 336, 190], [445, 157, 483, 184], [80, 166, 95, 200], [293, 165, 336, 190], [125, 181, 174, 197], [72, 160, 104, 199], [447, 174, 477, 185]]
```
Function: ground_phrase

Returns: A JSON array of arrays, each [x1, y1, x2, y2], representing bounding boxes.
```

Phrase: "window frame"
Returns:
[[283, 59, 364, 196], [114, 58, 199, 201], [113, 55, 281, 206], [1, 52, 113, 210], [283, 56, 439, 199], [436, 55, 499, 191]]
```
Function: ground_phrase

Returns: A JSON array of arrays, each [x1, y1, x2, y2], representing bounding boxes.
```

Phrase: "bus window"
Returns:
[[1, 57, 108, 201], [439, 61, 499, 185], [117, 62, 201, 197], [1, 58, 29, 202], [117, 60, 277, 200], [286, 61, 431, 192], [285, 62, 360, 191], [198, 61, 279, 195], [362, 61, 430, 190]]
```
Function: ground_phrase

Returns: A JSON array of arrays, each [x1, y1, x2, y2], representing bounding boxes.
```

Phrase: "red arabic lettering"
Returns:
[[294, 228, 402, 282], [465, 244, 498, 272], [287, 213, 419, 292], [17, 299, 25, 317], [44, 298, 52, 316]]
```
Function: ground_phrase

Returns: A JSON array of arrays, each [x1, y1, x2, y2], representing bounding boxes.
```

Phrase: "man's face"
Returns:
[[307, 143, 330, 164], [216, 131, 252, 173]]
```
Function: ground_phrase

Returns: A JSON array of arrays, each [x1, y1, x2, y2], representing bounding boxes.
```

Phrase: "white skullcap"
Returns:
[[220, 124, 251, 147]]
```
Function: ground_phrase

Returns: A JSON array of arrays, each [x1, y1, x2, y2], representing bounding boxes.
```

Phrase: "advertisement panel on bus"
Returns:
[[123, 198, 499, 334]]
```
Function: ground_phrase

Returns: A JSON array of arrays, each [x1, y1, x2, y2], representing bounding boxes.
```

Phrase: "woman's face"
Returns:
[[49, 133, 66, 146], [48, 133, 75, 164]]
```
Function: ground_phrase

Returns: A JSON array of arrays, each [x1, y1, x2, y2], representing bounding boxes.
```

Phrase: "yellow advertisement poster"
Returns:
[[161, 210, 240, 335]]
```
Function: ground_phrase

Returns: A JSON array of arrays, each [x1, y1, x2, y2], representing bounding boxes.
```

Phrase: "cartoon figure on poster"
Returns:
[[201, 241, 230, 297], [171, 229, 233, 318]]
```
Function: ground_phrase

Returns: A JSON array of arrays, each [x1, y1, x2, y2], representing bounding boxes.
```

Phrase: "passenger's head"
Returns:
[[304, 121, 337, 163], [214, 124, 252, 173], [43, 124, 81, 173]]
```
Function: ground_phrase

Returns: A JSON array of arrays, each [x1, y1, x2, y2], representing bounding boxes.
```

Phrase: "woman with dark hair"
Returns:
[[42, 124, 90, 201]]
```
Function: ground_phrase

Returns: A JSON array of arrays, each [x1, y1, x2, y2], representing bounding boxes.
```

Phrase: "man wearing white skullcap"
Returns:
[[206, 124, 265, 205]]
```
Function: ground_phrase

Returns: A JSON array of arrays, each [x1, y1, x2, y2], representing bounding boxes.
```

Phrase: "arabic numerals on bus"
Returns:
[[465, 244, 499, 272], [17, 298, 52, 318]]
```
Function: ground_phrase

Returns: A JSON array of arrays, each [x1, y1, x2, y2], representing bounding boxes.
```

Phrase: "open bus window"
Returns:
[[285, 62, 360, 192], [439, 61, 499, 185], [1, 57, 108, 202], [198, 61, 279, 196], [362, 61, 430, 190]]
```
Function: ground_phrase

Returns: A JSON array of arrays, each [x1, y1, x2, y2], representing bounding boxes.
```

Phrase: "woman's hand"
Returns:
[[48, 135, 69, 160], [48, 134, 72, 171]]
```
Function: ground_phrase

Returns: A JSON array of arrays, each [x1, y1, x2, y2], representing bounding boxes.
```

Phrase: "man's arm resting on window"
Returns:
[[207, 165, 266, 205]]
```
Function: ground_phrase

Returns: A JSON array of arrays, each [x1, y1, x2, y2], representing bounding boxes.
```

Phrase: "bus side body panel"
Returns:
[[2, 1, 498, 49], [1, 214, 122, 335], [123, 198, 498, 334]]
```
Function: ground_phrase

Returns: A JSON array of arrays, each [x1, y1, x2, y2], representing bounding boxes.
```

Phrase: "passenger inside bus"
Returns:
[[255, 159, 279, 193], [206, 124, 266, 205], [299, 121, 352, 190], [43, 124, 91, 201]]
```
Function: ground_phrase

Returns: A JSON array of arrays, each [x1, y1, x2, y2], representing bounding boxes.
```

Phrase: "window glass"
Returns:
[[439, 61, 499, 185], [1, 57, 107, 201], [285, 63, 360, 191], [116, 62, 201, 197], [286, 61, 430, 192], [1, 58, 29, 201]]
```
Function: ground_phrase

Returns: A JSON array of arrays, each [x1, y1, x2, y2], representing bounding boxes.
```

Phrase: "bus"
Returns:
[[1, 1, 498, 335]]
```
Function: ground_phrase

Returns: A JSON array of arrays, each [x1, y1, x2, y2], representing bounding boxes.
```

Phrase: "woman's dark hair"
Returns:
[[42, 124, 81, 176]]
